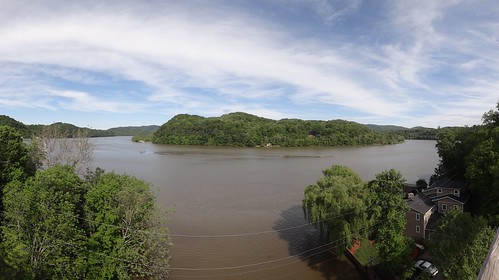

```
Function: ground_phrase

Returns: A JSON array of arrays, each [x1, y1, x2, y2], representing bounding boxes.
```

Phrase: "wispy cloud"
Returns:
[[0, 0, 497, 128]]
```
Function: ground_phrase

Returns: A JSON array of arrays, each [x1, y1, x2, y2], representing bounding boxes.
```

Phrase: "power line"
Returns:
[[5, 218, 386, 278], [170, 220, 387, 278], [169, 209, 358, 238], [169, 218, 387, 271], [9, 191, 361, 239]]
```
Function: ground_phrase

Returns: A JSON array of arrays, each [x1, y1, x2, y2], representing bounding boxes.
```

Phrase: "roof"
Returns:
[[429, 178, 467, 190], [478, 228, 499, 280], [431, 193, 470, 204], [425, 212, 443, 231], [403, 183, 418, 194], [406, 193, 435, 214]]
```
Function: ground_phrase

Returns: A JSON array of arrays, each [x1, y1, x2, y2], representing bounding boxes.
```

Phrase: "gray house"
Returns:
[[404, 179, 469, 241]]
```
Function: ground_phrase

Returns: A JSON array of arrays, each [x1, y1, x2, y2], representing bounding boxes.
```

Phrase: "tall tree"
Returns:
[[303, 165, 370, 251], [84, 172, 170, 279], [0, 126, 36, 214], [432, 102, 499, 225], [1, 166, 87, 279], [368, 169, 412, 276], [427, 209, 495, 280]]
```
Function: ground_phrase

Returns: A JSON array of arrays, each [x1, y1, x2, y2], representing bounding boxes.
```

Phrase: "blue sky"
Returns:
[[0, 0, 497, 129]]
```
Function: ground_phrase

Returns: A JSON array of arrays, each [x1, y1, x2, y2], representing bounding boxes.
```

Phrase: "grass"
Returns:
[[353, 238, 381, 266]]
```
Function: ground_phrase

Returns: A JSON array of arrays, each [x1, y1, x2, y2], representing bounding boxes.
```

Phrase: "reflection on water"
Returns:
[[92, 137, 439, 280]]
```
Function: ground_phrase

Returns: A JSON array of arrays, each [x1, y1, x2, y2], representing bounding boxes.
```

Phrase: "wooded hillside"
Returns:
[[153, 112, 404, 147]]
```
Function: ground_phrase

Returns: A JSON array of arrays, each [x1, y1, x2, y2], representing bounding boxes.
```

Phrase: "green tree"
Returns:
[[432, 102, 499, 224], [427, 209, 495, 280], [368, 169, 412, 276], [0, 126, 36, 214], [84, 172, 170, 279], [1, 166, 87, 279], [303, 165, 370, 252]]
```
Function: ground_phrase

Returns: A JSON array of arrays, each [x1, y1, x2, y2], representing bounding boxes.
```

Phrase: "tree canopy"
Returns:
[[0, 126, 36, 215], [153, 112, 404, 147], [1, 166, 170, 279], [0, 125, 171, 279], [432, 102, 499, 225], [427, 210, 495, 280], [303, 165, 369, 251], [303, 166, 413, 278], [367, 170, 412, 275]]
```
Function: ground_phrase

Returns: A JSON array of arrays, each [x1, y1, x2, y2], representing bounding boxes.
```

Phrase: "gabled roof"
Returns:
[[429, 178, 467, 190], [425, 212, 443, 231], [406, 193, 435, 214], [431, 193, 470, 204]]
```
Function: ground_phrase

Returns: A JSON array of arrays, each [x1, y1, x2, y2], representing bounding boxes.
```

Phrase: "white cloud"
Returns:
[[0, 0, 497, 128]]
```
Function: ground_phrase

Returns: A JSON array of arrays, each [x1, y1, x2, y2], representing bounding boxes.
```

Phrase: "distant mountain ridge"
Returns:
[[0, 115, 159, 138], [366, 124, 437, 140]]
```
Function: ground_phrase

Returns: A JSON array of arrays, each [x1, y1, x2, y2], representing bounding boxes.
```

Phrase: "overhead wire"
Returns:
[[9, 191, 361, 238], [170, 219, 388, 278]]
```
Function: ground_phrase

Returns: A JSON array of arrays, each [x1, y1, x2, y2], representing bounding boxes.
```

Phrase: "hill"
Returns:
[[106, 125, 159, 136], [367, 124, 437, 140], [153, 112, 405, 147], [0, 115, 159, 138]]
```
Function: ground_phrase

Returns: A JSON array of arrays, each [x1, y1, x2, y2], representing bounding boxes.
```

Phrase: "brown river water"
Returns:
[[92, 137, 439, 280]]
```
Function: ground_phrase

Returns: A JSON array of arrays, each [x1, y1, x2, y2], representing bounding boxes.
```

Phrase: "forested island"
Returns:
[[152, 112, 404, 147]]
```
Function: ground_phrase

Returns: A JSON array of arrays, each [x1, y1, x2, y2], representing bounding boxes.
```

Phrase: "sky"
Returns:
[[0, 0, 498, 129]]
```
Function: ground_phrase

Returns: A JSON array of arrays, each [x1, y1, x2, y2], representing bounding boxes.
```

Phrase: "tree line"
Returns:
[[153, 112, 404, 147], [431, 102, 499, 226], [0, 115, 159, 138], [0, 125, 170, 279]]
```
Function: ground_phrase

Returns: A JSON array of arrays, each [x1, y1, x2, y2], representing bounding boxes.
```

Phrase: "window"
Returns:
[[416, 213, 420, 221], [442, 204, 447, 211], [416, 226, 420, 233], [437, 188, 442, 194], [454, 190, 460, 196]]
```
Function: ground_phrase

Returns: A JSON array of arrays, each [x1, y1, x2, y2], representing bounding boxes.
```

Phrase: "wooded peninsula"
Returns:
[[152, 112, 405, 147]]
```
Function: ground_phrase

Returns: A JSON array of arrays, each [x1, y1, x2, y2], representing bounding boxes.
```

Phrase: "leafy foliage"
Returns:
[[1, 166, 87, 279], [303, 165, 370, 252], [0, 126, 36, 214], [0, 116, 30, 137], [84, 172, 170, 279], [367, 124, 438, 140], [0, 166, 171, 279], [153, 112, 404, 147], [432, 102, 499, 225], [427, 210, 495, 280], [367, 170, 412, 275]]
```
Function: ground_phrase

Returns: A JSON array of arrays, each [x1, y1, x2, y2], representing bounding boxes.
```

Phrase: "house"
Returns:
[[423, 179, 470, 214], [404, 193, 437, 241], [404, 179, 468, 241]]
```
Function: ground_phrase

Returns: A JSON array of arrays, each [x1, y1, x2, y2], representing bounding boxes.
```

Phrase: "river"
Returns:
[[92, 137, 439, 280]]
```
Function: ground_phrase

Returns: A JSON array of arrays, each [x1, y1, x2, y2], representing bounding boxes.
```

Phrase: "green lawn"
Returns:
[[353, 238, 381, 266]]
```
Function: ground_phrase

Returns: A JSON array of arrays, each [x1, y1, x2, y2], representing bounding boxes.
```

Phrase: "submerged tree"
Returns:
[[303, 165, 370, 252]]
